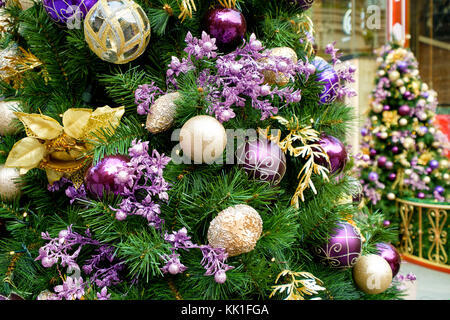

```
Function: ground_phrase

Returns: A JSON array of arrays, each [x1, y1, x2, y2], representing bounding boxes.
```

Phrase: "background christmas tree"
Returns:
[[0, 0, 406, 300], [356, 42, 450, 222]]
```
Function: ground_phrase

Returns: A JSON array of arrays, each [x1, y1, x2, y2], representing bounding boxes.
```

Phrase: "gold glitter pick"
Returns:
[[292, 13, 315, 57], [218, 0, 236, 8], [261, 115, 330, 208], [5, 106, 125, 184], [178, 0, 197, 22], [270, 269, 326, 300]]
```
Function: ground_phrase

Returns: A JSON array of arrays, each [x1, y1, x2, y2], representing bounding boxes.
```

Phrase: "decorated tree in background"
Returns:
[[0, 0, 406, 300], [356, 42, 450, 221]]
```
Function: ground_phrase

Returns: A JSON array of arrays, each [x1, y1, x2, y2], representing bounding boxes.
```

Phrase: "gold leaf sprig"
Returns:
[[269, 269, 326, 300], [178, 0, 197, 22], [261, 115, 330, 208], [292, 13, 315, 57], [218, 0, 236, 8]]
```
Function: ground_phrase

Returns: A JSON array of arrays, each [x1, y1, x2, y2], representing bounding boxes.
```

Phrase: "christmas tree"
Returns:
[[0, 0, 405, 300], [357, 42, 450, 221]]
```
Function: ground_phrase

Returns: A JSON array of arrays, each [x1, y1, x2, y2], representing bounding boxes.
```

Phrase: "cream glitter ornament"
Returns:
[[146, 92, 180, 134], [372, 103, 383, 113], [353, 254, 392, 294], [179, 115, 227, 164], [388, 70, 400, 82], [262, 47, 298, 86], [399, 118, 408, 126], [84, 0, 151, 64], [0, 100, 21, 135], [387, 193, 396, 200], [207, 204, 263, 257], [0, 165, 22, 201]]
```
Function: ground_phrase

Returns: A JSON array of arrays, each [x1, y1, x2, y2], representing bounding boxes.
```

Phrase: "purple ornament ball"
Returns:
[[370, 148, 377, 157], [315, 222, 362, 268], [84, 155, 130, 198], [383, 220, 391, 227], [398, 105, 411, 116], [391, 146, 399, 154], [417, 192, 425, 199], [289, 0, 314, 10], [360, 128, 368, 137], [204, 8, 247, 51], [43, 0, 98, 25], [429, 160, 439, 170], [375, 242, 401, 277], [388, 173, 397, 181], [368, 171, 379, 182], [311, 57, 340, 104], [236, 139, 286, 185], [435, 186, 445, 195], [397, 61, 408, 73], [316, 134, 347, 174], [426, 167, 433, 174], [377, 156, 387, 167], [383, 105, 390, 111]]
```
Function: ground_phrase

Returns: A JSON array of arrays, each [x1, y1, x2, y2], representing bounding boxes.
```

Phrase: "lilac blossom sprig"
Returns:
[[325, 42, 357, 100], [48, 178, 87, 204], [135, 82, 165, 115], [162, 227, 233, 284], [82, 245, 124, 288], [110, 140, 171, 228]]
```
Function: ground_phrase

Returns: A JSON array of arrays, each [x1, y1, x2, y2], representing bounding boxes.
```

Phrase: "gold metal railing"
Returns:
[[396, 198, 450, 272]]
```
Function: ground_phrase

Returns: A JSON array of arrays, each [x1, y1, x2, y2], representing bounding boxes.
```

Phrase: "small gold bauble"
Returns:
[[262, 47, 298, 86], [353, 254, 393, 294], [146, 92, 180, 134], [0, 100, 21, 135], [84, 0, 151, 64], [0, 165, 22, 201], [207, 204, 263, 257], [179, 115, 227, 164]]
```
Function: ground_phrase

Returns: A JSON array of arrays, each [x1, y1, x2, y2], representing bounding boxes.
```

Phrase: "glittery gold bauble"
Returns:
[[262, 47, 298, 86], [353, 254, 393, 294], [179, 115, 227, 164], [146, 92, 180, 134], [0, 100, 21, 135], [207, 204, 263, 257], [0, 165, 22, 201], [84, 0, 151, 64]]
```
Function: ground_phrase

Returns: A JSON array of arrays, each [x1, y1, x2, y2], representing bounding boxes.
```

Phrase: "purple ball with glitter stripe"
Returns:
[[289, 0, 315, 10], [315, 222, 362, 268], [311, 57, 340, 104], [43, 0, 98, 25]]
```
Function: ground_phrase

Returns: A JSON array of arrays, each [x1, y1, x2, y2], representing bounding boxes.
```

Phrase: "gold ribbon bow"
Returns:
[[5, 106, 125, 184]]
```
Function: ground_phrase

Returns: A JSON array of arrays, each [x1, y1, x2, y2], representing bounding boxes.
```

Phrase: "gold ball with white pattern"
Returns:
[[207, 204, 263, 257], [353, 254, 392, 294], [146, 92, 180, 134], [84, 0, 151, 64], [0, 100, 21, 136]]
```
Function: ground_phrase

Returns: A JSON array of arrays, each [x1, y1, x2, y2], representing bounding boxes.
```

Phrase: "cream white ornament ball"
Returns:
[[440, 159, 449, 169], [423, 176, 431, 184], [444, 173, 450, 181], [428, 127, 436, 134], [207, 204, 263, 257], [84, 0, 151, 64], [377, 70, 385, 77], [422, 83, 429, 91], [387, 193, 396, 200], [399, 86, 406, 94], [372, 103, 383, 113], [403, 137, 415, 149], [379, 132, 388, 139], [0, 165, 22, 201], [353, 254, 393, 294], [179, 115, 227, 164], [389, 70, 400, 82], [146, 92, 180, 134], [371, 116, 378, 122], [399, 118, 408, 126], [395, 79, 404, 87], [0, 100, 21, 135], [405, 169, 412, 176]]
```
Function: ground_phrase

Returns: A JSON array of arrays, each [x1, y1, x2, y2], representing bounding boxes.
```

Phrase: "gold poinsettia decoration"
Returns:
[[269, 269, 326, 300], [261, 115, 330, 208], [382, 110, 399, 128], [5, 106, 125, 184]]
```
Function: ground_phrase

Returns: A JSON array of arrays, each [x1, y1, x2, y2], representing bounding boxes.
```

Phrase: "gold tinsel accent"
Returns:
[[261, 115, 330, 208], [270, 269, 326, 300], [178, 0, 197, 22], [292, 13, 315, 57], [218, 0, 236, 8]]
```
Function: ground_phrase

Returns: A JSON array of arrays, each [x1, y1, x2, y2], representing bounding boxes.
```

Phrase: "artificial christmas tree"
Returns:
[[0, 0, 405, 301], [357, 42, 450, 220]]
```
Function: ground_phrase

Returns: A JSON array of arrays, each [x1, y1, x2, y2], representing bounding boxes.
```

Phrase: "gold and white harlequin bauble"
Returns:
[[146, 92, 180, 134], [84, 0, 150, 64], [207, 204, 263, 257], [353, 254, 393, 295], [0, 165, 22, 201], [262, 47, 298, 86], [0, 100, 21, 135], [179, 115, 227, 164]]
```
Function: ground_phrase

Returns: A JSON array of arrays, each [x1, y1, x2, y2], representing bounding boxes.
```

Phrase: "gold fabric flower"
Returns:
[[5, 106, 125, 184], [382, 111, 400, 128]]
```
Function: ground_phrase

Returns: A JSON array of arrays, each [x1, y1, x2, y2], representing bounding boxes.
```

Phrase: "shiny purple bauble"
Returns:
[[383, 220, 391, 227], [370, 148, 377, 157], [385, 161, 394, 170], [315, 222, 362, 268], [388, 173, 397, 181], [316, 134, 347, 174], [368, 171, 379, 181], [289, 0, 314, 10], [397, 61, 408, 73], [417, 192, 425, 199], [204, 8, 246, 51], [375, 242, 401, 277], [360, 128, 368, 137], [311, 57, 340, 104], [383, 105, 390, 111], [429, 160, 439, 170], [392, 146, 399, 154], [84, 155, 130, 198], [377, 156, 387, 167], [398, 105, 411, 116], [43, 0, 98, 24], [236, 139, 286, 185], [435, 186, 445, 195], [426, 167, 433, 174]]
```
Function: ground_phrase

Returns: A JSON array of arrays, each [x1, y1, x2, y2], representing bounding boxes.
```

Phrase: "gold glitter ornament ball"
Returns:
[[146, 92, 180, 134], [179, 115, 227, 164], [84, 0, 151, 64], [0, 100, 21, 135], [207, 204, 263, 257], [262, 47, 298, 86], [0, 165, 22, 201], [353, 254, 393, 294]]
